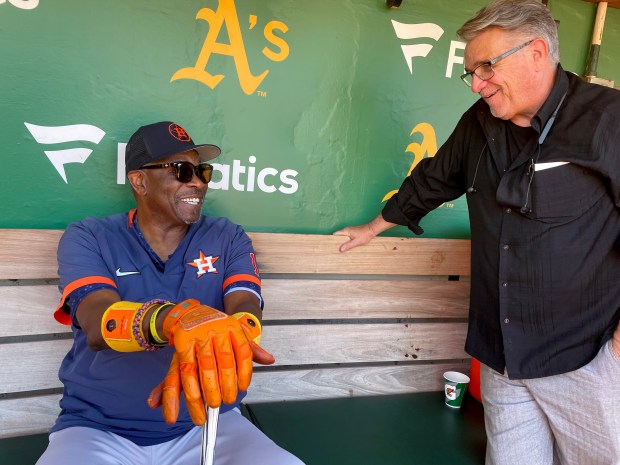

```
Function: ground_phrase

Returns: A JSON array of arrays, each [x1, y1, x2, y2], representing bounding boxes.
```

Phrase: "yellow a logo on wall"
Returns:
[[171, 0, 289, 95], [382, 122, 438, 202]]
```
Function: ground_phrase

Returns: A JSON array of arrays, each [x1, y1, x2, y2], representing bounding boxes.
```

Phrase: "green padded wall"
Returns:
[[1, 0, 618, 238]]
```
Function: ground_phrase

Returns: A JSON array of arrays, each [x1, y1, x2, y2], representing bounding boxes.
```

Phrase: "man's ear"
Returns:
[[530, 38, 549, 70], [127, 171, 147, 196]]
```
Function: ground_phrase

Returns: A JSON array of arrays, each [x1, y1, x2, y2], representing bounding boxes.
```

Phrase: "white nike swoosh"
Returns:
[[534, 161, 569, 171], [115, 268, 140, 277]]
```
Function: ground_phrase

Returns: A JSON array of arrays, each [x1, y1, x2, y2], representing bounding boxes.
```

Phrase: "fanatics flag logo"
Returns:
[[24, 122, 106, 183], [188, 251, 219, 277], [391, 21, 444, 74]]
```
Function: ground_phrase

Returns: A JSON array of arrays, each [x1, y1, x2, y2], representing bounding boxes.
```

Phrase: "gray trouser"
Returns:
[[36, 408, 305, 465], [481, 340, 620, 465]]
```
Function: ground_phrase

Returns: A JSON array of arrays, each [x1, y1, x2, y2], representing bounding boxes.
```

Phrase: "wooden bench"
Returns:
[[0, 229, 484, 465]]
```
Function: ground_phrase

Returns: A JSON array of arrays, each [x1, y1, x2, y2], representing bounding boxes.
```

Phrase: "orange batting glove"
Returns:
[[147, 299, 274, 425]]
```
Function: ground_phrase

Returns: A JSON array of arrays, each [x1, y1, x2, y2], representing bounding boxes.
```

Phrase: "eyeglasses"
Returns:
[[140, 161, 214, 184], [460, 39, 534, 87]]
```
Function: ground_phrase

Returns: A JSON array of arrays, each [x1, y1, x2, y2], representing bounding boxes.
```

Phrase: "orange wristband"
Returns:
[[101, 302, 142, 352]]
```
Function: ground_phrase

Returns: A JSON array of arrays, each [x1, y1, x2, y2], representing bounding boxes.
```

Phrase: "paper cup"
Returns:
[[443, 371, 470, 408]]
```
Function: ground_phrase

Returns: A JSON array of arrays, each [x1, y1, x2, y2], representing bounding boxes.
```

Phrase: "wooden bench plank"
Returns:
[[2, 323, 468, 394], [250, 233, 471, 276], [262, 279, 470, 320], [246, 362, 471, 403], [0, 395, 61, 439], [0, 286, 68, 337], [0, 230, 63, 280], [0, 231, 471, 280], [1, 279, 470, 337], [0, 340, 71, 393], [262, 323, 468, 365]]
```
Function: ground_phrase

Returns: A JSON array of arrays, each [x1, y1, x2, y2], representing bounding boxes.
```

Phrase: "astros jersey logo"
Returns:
[[188, 250, 219, 277]]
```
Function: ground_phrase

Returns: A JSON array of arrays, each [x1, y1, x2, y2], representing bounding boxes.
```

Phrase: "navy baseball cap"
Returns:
[[125, 121, 221, 173]]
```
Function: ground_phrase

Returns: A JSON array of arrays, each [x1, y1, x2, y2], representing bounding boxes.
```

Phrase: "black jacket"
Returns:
[[383, 66, 620, 379]]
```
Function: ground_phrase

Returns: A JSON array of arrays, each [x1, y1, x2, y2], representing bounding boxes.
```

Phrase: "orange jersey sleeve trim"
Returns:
[[128, 208, 137, 228], [54, 276, 118, 325], [222, 274, 261, 290]]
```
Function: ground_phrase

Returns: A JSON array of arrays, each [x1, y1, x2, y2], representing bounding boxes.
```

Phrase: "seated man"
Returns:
[[36, 121, 304, 465]]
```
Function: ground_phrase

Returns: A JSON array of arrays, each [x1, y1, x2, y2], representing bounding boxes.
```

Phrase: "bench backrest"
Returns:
[[0, 229, 471, 438]]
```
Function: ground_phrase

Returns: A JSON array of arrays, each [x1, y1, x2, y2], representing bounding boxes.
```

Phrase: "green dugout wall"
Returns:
[[1, 0, 619, 238]]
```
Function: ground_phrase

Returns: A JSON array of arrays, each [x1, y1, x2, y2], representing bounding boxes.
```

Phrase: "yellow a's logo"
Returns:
[[171, 0, 289, 95], [382, 122, 438, 202]]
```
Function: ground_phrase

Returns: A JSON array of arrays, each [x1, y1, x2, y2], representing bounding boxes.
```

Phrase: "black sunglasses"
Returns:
[[140, 161, 214, 184]]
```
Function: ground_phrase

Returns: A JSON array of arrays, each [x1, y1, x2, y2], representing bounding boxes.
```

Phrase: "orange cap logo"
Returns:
[[168, 123, 191, 142]]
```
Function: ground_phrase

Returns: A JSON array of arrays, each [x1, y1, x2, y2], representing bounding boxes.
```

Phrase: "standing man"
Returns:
[[37, 121, 304, 465], [335, 1, 620, 464]]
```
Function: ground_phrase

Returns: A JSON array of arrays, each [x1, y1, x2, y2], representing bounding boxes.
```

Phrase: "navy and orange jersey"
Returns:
[[51, 210, 262, 445], [55, 209, 262, 325]]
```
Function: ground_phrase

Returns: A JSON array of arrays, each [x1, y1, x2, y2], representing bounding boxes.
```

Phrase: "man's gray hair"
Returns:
[[457, 0, 560, 64]]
